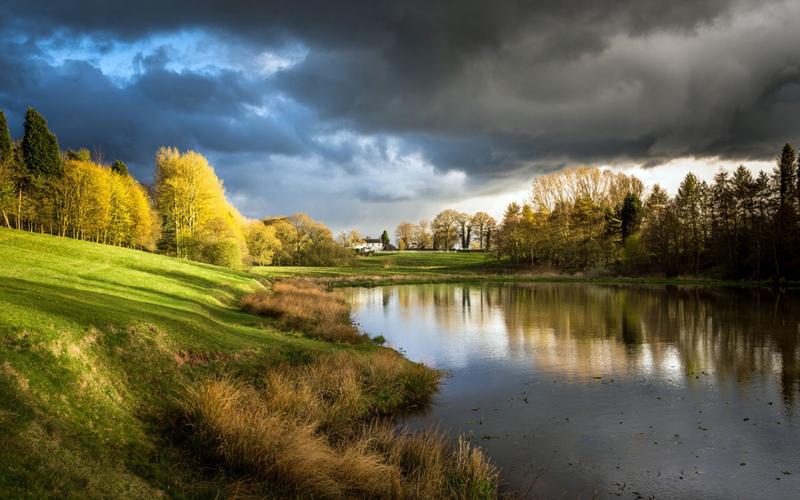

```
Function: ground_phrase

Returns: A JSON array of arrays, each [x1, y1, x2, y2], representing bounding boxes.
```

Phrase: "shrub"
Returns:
[[198, 237, 242, 268], [305, 239, 357, 266]]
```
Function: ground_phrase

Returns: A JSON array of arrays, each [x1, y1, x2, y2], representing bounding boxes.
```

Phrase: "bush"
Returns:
[[305, 239, 356, 266], [198, 238, 243, 268]]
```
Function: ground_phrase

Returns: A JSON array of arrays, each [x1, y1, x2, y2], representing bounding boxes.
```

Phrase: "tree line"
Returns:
[[0, 108, 157, 249], [0, 107, 352, 268], [492, 148, 800, 282], [392, 211, 498, 250], [7, 106, 800, 279]]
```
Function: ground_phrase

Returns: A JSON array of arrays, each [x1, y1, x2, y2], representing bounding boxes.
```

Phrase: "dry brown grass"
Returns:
[[183, 351, 497, 499], [241, 280, 366, 344]]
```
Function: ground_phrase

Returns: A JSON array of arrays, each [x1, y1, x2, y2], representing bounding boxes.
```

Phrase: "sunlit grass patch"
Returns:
[[183, 351, 497, 499], [240, 280, 368, 344]]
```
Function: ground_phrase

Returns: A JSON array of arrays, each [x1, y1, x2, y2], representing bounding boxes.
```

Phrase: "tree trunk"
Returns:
[[16, 188, 22, 230]]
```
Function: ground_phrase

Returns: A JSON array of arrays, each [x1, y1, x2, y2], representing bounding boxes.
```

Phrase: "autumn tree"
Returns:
[[263, 217, 297, 265], [154, 147, 247, 265], [470, 212, 496, 250], [432, 209, 461, 250], [394, 222, 415, 250], [245, 221, 281, 265], [262, 213, 352, 266], [412, 220, 432, 249], [455, 212, 471, 249]]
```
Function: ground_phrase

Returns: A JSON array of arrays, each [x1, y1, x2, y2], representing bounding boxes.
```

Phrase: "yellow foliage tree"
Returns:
[[49, 159, 157, 249], [154, 147, 247, 266], [245, 221, 281, 265]]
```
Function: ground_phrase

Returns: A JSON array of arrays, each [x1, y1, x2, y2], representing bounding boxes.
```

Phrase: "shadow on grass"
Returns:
[[125, 264, 254, 302], [0, 277, 273, 351]]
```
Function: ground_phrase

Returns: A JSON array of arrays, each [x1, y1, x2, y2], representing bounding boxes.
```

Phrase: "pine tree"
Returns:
[[676, 173, 704, 273], [777, 143, 796, 215], [380, 229, 390, 249], [774, 144, 797, 279], [22, 107, 62, 180], [619, 192, 643, 241], [731, 166, 755, 276], [0, 110, 11, 165]]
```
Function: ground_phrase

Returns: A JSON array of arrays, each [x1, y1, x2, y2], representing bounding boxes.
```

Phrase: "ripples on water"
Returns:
[[343, 284, 800, 499]]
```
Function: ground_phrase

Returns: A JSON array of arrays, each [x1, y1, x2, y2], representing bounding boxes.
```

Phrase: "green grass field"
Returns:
[[0, 228, 350, 497], [253, 250, 751, 289], [254, 251, 500, 278]]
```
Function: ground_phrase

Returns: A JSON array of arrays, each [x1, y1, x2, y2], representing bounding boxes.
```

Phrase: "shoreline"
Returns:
[[258, 270, 787, 290]]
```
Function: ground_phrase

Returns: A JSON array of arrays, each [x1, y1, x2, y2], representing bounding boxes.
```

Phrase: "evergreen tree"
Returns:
[[0, 110, 11, 165], [753, 171, 771, 279], [731, 166, 755, 276], [778, 143, 796, 212], [774, 144, 797, 278], [380, 229, 390, 249], [112, 160, 128, 176], [642, 185, 678, 274], [619, 192, 643, 241], [676, 173, 705, 273], [710, 170, 735, 269], [22, 107, 62, 180]]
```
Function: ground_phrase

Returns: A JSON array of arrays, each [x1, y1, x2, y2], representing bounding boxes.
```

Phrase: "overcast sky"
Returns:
[[1, 1, 799, 235]]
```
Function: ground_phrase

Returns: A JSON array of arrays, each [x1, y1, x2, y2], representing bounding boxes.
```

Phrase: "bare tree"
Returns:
[[431, 209, 461, 250], [412, 219, 432, 249], [470, 212, 497, 250], [394, 222, 415, 250]]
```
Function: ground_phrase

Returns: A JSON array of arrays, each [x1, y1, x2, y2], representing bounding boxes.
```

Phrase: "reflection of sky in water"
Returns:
[[343, 284, 800, 499]]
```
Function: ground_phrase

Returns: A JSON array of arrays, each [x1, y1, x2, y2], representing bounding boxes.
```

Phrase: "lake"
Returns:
[[342, 283, 800, 499]]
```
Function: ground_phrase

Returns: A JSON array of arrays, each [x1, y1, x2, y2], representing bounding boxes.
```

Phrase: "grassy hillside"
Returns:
[[0, 229, 498, 498], [0, 228, 339, 497]]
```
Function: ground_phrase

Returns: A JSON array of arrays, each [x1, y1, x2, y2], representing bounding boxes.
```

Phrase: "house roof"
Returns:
[[364, 238, 382, 244]]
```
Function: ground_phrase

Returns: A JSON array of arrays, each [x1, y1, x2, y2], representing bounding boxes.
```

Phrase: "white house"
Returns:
[[351, 237, 384, 253]]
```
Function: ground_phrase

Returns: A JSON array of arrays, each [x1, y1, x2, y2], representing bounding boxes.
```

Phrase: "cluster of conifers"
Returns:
[[490, 148, 800, 281]]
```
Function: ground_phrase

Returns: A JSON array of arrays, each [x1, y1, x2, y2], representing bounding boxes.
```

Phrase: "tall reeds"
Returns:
[[241, 280, 366, 344], [183, 351, 497, 499]]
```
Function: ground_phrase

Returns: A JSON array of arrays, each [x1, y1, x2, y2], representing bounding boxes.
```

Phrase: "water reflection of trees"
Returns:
[[503, 284, 799, 402], [350, 284, 800, 403]]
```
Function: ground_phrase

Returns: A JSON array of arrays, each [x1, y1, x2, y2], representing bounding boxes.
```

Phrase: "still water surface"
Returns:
[[342, 283, 800, 499]]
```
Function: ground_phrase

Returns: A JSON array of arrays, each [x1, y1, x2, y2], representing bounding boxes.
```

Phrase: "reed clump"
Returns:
[[183, 351, 497, 499], [241, 280, 367, 344]]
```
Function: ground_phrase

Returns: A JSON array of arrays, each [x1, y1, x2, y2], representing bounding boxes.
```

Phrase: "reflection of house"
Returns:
[[352, 237, 384, 253]]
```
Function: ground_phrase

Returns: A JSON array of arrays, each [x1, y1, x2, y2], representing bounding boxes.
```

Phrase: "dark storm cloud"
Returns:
[[1, 0, 799, 219], [0, 33, 312, 179]]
